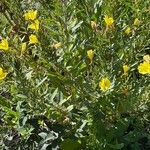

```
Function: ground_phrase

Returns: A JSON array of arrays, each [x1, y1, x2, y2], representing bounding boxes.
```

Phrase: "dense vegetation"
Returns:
[[0, 0, 150, 149]]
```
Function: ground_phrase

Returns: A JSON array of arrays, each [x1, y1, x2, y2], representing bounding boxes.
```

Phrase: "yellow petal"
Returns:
[[134, 18, 140, 26], [0, 67, 7, 80], [99, 78, 111, 91], [0, 68, 3, 75], [29, 34, 39, 44], [0, 39, 9, 50], [28, 19, 39, 30], [123, 65, 130, 74], [125, 27, 131, 35], [87, 49, 94, 63], [138, 61, 150, 74], [104, 16, 114, 26], [24, 10, 37, 20]]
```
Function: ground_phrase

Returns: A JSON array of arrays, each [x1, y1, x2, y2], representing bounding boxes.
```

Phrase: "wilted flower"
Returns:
[[134, 18, 140, 26], [28, 19, 40, 30], [21, 42, 27, 56], [87, 49, 94, 63], [123, 65, 130, 74], [125, 27, 131, 35], [122, 88, 129, 96], [0, 39, 9, 50], [91, 21, 97, 30], [99, 78, 111, 91], [0, 67, 7, 80], [138, 61, 150, 74], [21, 42, 26, 51], [29, 34, 39, 44], [53, 42, 62, 49], [104, 16, 114, 27], [24, 10, 37, 20], [143, 55, 150, 62]]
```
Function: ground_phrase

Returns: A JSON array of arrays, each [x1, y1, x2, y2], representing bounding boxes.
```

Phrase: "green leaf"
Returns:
[[72, 21, 83, 33], [16, 94, 27, 99], [61, 139, 81, 150], [25, 70, 33, 80], [40, 144, 49, 150], [0, 96, 10, 108], [59, 95, 72, 106], [109, 143, 124, 149], [36, 76, 48, 88], [67, 105, 74, 112], [38, 132, 47, 139], [4, 107, 20, 118], [50, 88, 58, 103]]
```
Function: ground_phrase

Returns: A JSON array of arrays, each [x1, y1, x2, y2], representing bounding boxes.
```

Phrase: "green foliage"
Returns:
[[0, 0, 150, 149]]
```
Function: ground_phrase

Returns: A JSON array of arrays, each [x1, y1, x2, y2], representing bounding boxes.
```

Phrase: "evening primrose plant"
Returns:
[[0, 39, 9, 50], [24, 10, 37, 21], [0, 67, 7, 80], [0, 0, 150, 150]]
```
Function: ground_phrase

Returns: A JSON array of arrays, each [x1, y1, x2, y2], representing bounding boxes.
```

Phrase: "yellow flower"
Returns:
[[53, 42, 62, 49], [99, 78, 111, 91], [138, 61, 150, 74], [28, 19, 39, 30], [91, 21, 97, 30], [134, 18, 140, 26], [0, 39, 9, 50], [87, 49, 94, 63], [104, 16, 114, 27], [0, 67, 7, 80], [125, 27, 131, 35], [24, 10, 37, 20], [123, 65, 130, 74], [29, 34, 39, 44], [143, 55, 150, 62]]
